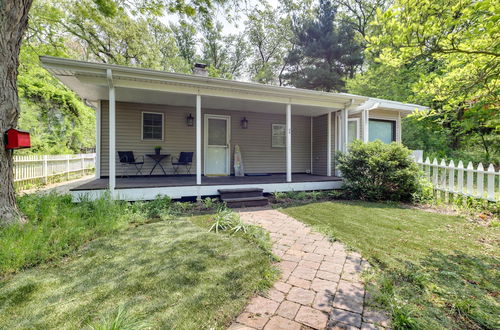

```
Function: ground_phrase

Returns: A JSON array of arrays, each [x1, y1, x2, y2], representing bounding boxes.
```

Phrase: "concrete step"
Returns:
[[222, 196, 269, 208], [218, 188, 264, 199]]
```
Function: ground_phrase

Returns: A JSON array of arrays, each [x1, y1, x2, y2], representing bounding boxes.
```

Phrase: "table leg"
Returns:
[[158, 162, 167, 175], [150, 161, 159, 176]]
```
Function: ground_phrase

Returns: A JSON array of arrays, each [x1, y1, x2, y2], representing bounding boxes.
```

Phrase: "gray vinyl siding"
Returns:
[[100, 101, 313, 177], [312, 114, 335, 175]]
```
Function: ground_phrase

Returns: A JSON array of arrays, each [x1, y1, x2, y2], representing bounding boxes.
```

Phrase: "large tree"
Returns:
[[284, 0, 363, 91], [1, 0, 34, 224], [0, 0, 225, 225]]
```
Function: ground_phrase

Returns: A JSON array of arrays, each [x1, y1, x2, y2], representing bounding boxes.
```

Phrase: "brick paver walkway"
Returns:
[[229, 207, 390, 330]]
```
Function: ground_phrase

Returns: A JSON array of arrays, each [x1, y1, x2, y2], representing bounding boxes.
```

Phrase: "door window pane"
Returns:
[[208, 118, 227, 145], [369, 120, 395, 144], [347, 120, 358, 145]]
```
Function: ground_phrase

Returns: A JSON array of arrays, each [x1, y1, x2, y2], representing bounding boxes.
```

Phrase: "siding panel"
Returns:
[[100, 101, 312, 177]]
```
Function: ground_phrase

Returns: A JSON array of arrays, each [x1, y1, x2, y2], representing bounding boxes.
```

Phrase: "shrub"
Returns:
[[336, 140, 421, 202]]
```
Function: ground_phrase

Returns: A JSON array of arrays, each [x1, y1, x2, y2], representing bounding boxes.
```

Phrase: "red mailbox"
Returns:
[[5, 129, 31, 150]]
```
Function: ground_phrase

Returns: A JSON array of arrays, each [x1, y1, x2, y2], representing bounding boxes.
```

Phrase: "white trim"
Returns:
[[310, 116, 313, 174], [70, 180, 344, 202], [95, 100, 101, 178], [362, 110, 369, 143], [327, 112, 332, 176], [141, 111, 165, 141], [196, 94, 201, 184], [40, 56, 368, 110], [286, 104, 292, 183], [341, 108, 348, 152], [204, 114, 231, 176], [107, 69, 116, 193]]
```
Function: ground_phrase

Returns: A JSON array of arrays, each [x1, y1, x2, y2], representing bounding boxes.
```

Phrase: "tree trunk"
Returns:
[[0, 0, 34, 226]]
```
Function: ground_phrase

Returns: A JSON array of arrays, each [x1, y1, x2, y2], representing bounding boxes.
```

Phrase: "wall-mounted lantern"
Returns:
[[241, 117, 248, 129], [186, 113, 194, 126]]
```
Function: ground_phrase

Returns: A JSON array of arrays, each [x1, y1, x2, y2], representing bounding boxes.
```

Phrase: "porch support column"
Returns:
[[286, 103, 292, 183], [95, 100, 101, 179], [341, 107, 348, 153], [106, 69, 116, 194], [327, 111, 332, 176], [362, 109, 369, 143], [196, 94, 202, 185]]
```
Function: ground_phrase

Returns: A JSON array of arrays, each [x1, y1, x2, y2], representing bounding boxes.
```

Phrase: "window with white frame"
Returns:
[[347, 118, 360, 145], [369, 119, 395, 144], [142, 112, 164, 140], [272, 124, 286, 148]]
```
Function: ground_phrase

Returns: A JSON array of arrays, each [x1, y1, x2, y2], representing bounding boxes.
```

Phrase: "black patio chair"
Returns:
[[118, 151, 144, 177], [171, 152, 193, 175]]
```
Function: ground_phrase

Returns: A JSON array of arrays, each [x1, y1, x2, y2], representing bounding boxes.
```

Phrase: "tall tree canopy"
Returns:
[[0, 0, 227, 224], [349, 0, 499, 162], [284, 0, 363, 91]]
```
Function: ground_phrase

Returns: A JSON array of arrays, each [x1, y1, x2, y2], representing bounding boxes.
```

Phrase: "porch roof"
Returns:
[[40, 56, 426, 116]]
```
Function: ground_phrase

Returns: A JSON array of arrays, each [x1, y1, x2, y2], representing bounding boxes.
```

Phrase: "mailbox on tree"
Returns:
[[5, 129, 31, 150]]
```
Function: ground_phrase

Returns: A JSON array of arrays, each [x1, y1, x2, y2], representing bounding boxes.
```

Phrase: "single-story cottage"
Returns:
[[40, 56, 426, 202]]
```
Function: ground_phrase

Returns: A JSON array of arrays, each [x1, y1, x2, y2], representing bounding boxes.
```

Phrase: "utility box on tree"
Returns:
[[5, 128, 31, 150]]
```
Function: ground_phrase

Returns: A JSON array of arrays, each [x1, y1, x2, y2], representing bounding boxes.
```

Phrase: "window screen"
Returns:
[[142, 112, 163, 140], [272, 124, 286, 147], [368, 119, 395, 144]]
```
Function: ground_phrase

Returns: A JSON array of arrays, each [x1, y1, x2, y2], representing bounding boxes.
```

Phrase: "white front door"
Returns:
[[204, 115, 231, 175]]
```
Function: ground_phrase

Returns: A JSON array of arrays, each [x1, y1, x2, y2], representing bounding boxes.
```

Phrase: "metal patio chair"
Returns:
[[171, 152, 193, 175], [118, 151, 144, 177]]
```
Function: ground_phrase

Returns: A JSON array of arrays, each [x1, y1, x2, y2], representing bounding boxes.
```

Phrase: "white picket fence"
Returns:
[[416, 157, 500, 202], [14, 153, 96, 189]]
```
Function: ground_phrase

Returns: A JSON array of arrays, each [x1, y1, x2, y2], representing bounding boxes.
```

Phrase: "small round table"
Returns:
[[146, 154, 170, 175]]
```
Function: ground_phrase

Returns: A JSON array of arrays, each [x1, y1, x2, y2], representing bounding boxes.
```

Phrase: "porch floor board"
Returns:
[[71, 174, 342, 191]]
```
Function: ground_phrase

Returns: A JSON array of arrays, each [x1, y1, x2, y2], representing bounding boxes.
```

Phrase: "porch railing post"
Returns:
[[196, 94, 202, 185], [286, 103, 292, 183], [362, 109, 369, 143], [327, 111, 332, 176], [95, 100, 101, 179], [107, 69, 116, 195]]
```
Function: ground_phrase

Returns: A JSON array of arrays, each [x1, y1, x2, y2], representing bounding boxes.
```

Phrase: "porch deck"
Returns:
[[72, 173, 342, 191]]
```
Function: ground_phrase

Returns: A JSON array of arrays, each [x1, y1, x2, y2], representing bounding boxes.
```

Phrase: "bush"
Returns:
[[336, 140, 421, 202]]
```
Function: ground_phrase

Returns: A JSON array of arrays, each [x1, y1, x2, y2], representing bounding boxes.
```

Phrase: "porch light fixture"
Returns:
[[186, 113, 194, 126], [240, 117, 248, 129]]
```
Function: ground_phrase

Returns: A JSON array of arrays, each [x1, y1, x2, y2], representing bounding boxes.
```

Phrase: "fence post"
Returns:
[[440, 159, 447, 190], [448, 160, 455, 193], [66, 154, 70, 180], [432, 158, 438, 186], [43, 155, 48, 184], [487, 164, 495, 201], [476, 163, 484, 198], [466, 162, 474, 196], [81, 154, 85, 176], [457, 161, 464, 194], [424, 157, 430, 180]]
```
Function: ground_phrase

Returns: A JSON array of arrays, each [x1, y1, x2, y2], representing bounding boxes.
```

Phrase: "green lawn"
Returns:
[[0, 216, 276, 329], [281, 201, 499, 329]]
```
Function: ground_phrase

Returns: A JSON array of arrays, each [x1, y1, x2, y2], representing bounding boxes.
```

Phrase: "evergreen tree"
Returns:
[[284, 0, 363, 92]]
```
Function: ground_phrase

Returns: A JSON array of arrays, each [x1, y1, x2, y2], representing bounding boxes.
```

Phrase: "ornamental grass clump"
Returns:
[[336, 140, 421, 202]]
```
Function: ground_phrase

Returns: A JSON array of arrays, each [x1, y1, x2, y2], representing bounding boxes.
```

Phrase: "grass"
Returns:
[[280, 201, 499, 329], [0, 212, 277, 329]]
